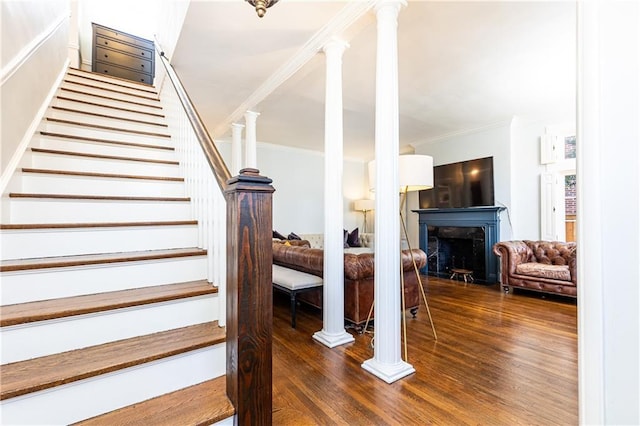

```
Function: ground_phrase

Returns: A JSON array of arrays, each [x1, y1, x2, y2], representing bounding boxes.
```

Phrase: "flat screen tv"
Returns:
[[418, 157, 495, 209]]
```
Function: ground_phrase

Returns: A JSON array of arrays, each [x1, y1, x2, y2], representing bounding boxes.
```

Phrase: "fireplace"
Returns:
[[413, 207, 504, 283]]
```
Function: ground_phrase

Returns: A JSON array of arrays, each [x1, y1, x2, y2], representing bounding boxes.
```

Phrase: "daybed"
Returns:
[[272, 238, 426, 327], [493, 240, 577, 297]]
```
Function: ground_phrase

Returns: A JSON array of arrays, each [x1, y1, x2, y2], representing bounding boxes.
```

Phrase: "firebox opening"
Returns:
[[427, 226, 487, 282]]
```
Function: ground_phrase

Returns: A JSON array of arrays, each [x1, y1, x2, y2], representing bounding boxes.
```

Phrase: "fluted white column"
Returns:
[[362, 0, 414, 383], [231, 123, 244, 175], [313, 39, 355, 348], [244, 111, 260, 169]]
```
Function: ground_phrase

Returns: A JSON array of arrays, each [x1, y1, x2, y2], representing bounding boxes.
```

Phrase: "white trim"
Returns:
[[0, 13, 68, 86], [211, 0, 377, 138], [0, 60, 70, 194], [409, 119, 513, 147]]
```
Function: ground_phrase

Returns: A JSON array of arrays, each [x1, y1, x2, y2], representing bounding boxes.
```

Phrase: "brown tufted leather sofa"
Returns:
[[493, 240, 577, 297], [272, 241, 426, 326]]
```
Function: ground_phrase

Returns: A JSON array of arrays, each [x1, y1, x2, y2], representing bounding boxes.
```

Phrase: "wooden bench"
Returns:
[[272, 264, 323, 328]]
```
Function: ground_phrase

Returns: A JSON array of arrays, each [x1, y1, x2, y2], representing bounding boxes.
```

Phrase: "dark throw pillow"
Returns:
[[343, 229, 350, 248], [273, 230, 286, 240], [347, 228, 361, 247], [287, 232, 302, 240]]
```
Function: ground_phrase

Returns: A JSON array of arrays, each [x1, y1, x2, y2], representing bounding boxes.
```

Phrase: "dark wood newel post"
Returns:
[[225, 168, 274, 426]]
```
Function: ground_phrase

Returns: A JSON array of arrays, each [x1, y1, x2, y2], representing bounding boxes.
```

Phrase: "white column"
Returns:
[[361, 0, 414, 383], [313, 39, 354, 348], [244, 111, 260, 169], [577, 1, 639, 424], [231, 123, 244, 175]]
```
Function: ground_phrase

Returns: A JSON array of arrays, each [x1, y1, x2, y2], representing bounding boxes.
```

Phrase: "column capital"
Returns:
[[231, 122, 245, 130], [244, 110, 260, 120], [373, 0, 407, 15], [322, 38, 350, 55]]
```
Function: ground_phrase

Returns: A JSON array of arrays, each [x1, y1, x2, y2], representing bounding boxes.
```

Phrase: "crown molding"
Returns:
[[409, 119, 514, 148]]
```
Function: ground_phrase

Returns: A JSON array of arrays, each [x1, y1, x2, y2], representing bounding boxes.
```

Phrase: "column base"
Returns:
[[312, 329, 355, 348], [361, 358, 415, 383]]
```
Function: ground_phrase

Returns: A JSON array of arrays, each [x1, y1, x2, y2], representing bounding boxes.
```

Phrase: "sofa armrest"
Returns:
[[493, 241, 532, 277]]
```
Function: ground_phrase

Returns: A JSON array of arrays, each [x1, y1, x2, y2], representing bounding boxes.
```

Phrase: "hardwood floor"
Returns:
[[272, 276, 577, 425]]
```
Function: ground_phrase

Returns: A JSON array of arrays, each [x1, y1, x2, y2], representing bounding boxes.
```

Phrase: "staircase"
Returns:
[[0, 68, 234, 424]]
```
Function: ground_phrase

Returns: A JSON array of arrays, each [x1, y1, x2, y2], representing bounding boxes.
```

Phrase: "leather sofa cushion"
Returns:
[[516, 262, 571, 281]]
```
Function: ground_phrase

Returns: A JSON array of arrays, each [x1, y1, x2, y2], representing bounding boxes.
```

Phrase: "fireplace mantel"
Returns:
[[413, 206, 505, 283]]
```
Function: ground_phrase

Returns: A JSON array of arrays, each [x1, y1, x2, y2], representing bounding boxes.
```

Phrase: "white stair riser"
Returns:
[[43, 121, 171, 147], [48, 108, 167, 134], [18, 173, 186, 197], [55, 91, 163, 116], [1, 256, 207, 304], [35, 135, 176, 161], [30, 152, 181, 176], [1, 225, 198, 259], [53, 96, 166, 124], [61, 82, 160, 107], [1, 295, 218, 363], [0, 345, 226, 425], [64, 74, 158, 97], [8, 198, 191, 223]]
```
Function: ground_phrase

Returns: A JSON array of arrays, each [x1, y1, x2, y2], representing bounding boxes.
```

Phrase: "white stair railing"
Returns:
[[155, 49, 230, 327]]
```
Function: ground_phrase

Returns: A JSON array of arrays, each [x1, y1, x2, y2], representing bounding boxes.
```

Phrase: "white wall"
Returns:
[[78, 0, 172, 70], [216, 140, 367, 235], [1, 0, 69, 180], [411, 121, 513, 241]]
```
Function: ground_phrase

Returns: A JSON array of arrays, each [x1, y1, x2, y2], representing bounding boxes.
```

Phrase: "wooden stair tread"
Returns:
[[1, 280, 217, 327], [63, 80, 160, 101], [0, 247, 206, 272], [31, 147, 179, 165], [8, 193, 190, 202], [73, 376, 234, 426], [46, 118, 171, 138], [21, 168, 184, 182], [67, 68, 156, 90], [51, 106, 168, 127], [0, 220, 197, 230], [0, 322, 225, 400], [65, 72, 158, 95], [56, 96, 165, 118], [60, 87, 163, 109], [39, 131, 174, 151]]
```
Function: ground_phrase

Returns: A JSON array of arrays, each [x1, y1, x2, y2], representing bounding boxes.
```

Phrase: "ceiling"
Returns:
[[170, 1, 576, 161]]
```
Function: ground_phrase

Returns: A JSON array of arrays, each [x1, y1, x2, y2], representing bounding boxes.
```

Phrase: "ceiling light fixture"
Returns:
[[246, 0, 279, 18]]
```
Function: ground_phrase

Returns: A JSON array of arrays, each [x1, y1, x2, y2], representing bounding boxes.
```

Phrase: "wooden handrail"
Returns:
[[154, 44, 231, 191]]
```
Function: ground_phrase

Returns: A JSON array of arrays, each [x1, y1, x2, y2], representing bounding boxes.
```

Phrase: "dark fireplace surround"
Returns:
[[413, 207, 504, 284]]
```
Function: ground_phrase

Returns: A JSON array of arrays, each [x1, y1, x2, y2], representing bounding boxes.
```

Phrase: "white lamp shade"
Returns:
[[354, 199, 375, 212], [368, 154, 434, 192]]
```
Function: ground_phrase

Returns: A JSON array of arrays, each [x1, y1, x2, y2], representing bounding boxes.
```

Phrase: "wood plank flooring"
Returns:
[[272, 277, 577, 425]]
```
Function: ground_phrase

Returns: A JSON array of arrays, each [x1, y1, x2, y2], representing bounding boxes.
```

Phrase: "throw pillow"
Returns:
[[288, 232, 301, 240], [347, 228, 361, 247], [273, 230, 286, 240], [343, 229, 350, 248]]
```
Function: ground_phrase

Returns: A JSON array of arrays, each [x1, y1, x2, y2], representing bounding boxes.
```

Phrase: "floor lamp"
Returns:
[[398, 155, 437, 348], [354, 199, 375, 233], [365, 155, 437, 362]]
